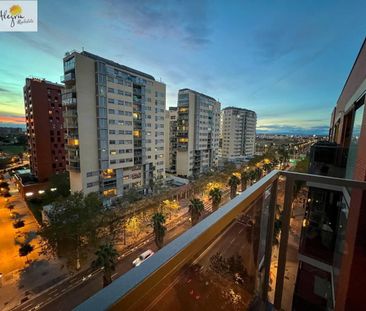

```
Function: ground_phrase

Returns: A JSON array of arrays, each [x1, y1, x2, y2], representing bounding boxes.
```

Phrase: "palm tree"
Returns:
[[263, 163, 272, 175], [228, 175, 240, 199], [255, 167, 262, 180], [240, 171, 249, 192], [248, 170, 257, 185], [151, 213, 166, 249], [93, 244, 118, 288], [189, 198, 204, 226], [209, 188, 222, 211]]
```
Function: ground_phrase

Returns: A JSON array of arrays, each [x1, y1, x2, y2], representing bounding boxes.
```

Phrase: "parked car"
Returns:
[[132, 249, 154, 267]]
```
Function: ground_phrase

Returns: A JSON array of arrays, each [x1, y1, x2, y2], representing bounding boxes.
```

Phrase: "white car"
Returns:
[[132, 249, 154, 267]]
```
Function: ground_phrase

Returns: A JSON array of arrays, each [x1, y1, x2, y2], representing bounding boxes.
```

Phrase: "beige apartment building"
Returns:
[[164, 107, 178, 174], [175, 89, 221, 178], [62, 51, 166, 202], [220, 107, 257, 160]]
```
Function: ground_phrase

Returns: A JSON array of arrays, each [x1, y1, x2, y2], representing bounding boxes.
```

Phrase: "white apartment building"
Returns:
[[62, 51, 166, 201], [220, 107, 257, 160], [175, 89, 221, 177], [164, 107, 178, 174]]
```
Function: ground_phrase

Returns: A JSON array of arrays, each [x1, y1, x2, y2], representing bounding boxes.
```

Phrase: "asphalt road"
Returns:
[[10, 189, 231, 311], [143, 212, 257, 311]]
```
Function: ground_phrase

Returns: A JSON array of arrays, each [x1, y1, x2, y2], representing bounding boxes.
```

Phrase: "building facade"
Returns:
[[24, 78, 65, 182], [164, 107, 177, 174], [175, 89, 220, 178], [62, 51, 166, 201], [293, 39, 366, 310], [326, 39, 366, 309], [220, 107, 256, 160]]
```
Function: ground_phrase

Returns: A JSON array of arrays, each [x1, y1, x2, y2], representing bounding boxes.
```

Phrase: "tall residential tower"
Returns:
[[220, 107, 257, 161], [24, 78, 65, 181], [175, 89, 220, 177], [62, 51, 166, 201]]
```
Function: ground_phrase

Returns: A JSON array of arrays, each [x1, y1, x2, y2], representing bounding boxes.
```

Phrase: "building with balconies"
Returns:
[[220, 106, 257, 161], [175, 88, 221, 178], [62, 51, 166, 202], [74, 40, 366, 311], [23, 78, 65, 182]]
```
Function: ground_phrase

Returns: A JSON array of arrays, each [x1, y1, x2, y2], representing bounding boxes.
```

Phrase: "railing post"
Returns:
[[262, 178, 278, 301], [274, 175, 294, 309]]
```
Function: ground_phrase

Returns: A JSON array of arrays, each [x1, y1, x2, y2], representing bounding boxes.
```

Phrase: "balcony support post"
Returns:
[[262, 178, 278, 301], [274, 175, 294, 309]]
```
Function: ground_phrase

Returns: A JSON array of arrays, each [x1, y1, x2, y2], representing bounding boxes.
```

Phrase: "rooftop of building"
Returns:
[[67, 50, 157, 81], [222, 106, 256, 114], [25, 77, 64, 89], [178, 88, 218, 102]]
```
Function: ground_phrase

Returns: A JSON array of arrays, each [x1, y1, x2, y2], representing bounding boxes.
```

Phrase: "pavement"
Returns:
[[0, 175, 68, 311]]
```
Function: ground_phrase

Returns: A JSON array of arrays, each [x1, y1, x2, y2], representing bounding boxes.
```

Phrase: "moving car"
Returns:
[[132, 249, 154, 267]]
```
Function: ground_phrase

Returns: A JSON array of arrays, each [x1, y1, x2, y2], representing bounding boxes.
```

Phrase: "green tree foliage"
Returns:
[[240, 171, 249, 192], [151, 212, 166, 249], [189, 198, 205, 226], [228, 175, 240, 199], [125, 216, 142, 239], [38, 192, 110, 269], [92, 244, 118, 288], [209, 188, 222, 211]]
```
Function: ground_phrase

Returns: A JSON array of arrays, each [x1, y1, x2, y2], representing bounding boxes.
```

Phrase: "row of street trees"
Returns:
[[36, 153, 290, 288]]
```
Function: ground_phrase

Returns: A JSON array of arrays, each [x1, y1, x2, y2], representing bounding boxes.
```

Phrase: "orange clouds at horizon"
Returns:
[[0, 115, 25, 124]]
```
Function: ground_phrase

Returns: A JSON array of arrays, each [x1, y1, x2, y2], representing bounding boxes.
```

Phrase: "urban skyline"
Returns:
[[1, 2, 366, 310], [2, 0, 366, 135]]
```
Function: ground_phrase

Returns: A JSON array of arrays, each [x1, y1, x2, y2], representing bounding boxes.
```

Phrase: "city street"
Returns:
[[141, 208, 258, 310], [11, 189, 230, 311], [0, 175, 67, 311]]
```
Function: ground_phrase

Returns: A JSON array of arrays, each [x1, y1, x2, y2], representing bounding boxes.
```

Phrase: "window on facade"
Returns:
[[345, 104, 365, 179]]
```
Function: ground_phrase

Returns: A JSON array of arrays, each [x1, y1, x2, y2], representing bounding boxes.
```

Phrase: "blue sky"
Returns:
[[1, 0, 366, 134]]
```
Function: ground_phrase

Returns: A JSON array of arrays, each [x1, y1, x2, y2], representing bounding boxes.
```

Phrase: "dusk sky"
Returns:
[[1, 0, 366, 134]]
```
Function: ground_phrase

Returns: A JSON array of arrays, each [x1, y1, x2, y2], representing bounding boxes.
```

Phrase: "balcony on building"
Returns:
[[61, 71, 76, 84], [75, 170, 366, 311]]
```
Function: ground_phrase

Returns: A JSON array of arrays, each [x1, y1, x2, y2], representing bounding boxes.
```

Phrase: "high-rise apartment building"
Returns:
[[175, 89, 220, 178], [62, 51, 166, 201], [220, 107, 257, 160], [164, 107, 178, 174], [24, 78, 65, 182]]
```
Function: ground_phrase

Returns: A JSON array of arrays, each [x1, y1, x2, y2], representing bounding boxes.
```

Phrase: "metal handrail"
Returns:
[[75, 170, 366, 311], [76, 170, 280, 311]]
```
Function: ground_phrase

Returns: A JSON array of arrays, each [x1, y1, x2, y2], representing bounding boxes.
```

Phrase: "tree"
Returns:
[[209, 188, 222, 211], [263, 163, 272, 175], [125, 216, 142, 239], [278, 148, 289, 169], [228, 175, 240, 199], [240, 171, 249, 192], [189, 198, 204, 226], [38, 192, 104, 270], [151, 213, 166, 249], [92, 244, 118, 288], [19, 243, 34, 263], [161, 199, 180, 219]]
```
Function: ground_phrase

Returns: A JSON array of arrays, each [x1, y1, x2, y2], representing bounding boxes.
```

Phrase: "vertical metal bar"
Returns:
[[274, 176, 294, 309], [262, 179, 278, 300]]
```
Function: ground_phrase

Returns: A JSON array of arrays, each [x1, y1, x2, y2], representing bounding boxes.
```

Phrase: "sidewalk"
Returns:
[[0, 175, 68, 311]]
